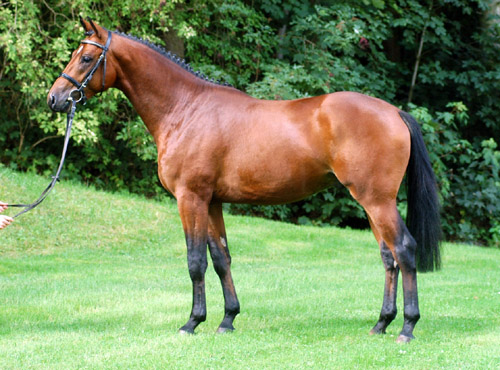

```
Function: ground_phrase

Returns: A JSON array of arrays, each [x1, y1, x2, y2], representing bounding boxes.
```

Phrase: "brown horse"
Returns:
[[48, 18, 441, 343]]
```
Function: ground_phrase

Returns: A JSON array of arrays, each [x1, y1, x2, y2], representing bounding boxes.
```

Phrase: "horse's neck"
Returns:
[[113, 37, 208, 139]]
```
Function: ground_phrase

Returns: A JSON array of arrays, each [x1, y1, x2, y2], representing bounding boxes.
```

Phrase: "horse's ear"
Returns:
[[87, 17, 101, 38], [79, 15, 87, 31], [79, 16, 94, 36]]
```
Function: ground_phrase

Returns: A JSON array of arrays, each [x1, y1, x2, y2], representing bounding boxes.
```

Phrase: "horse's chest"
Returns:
[[156, 148, 181, 195], [157, 149, 216, 198]]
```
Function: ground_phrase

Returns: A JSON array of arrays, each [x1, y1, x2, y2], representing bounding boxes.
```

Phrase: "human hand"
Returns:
[[0, 201, 7, 213], [0, 215, 13, 229]]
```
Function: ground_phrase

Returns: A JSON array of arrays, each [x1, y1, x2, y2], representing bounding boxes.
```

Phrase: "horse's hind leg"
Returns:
[[207, 202, 240, 333], [364, 201, 420, 342], [369, 214, 400, 335]]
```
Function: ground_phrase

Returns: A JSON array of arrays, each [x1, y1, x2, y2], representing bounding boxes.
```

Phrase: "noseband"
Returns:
[[59, 30, 112, 104]]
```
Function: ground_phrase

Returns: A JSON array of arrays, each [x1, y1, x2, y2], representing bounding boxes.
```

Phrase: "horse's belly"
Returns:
[[214, 165, 336, 205]]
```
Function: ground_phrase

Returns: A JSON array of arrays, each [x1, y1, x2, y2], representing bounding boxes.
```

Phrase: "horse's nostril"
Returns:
[[48, 94, 57, 109]]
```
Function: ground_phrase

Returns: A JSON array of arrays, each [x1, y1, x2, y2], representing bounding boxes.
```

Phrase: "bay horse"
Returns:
[[48, 18, 441, 343]]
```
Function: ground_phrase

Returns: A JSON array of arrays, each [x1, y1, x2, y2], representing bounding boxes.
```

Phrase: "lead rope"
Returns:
[[9, 98, 77, 218]]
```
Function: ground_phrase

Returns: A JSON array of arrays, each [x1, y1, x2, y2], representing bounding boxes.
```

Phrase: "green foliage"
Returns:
[[409, 102, 500, 246], [0, 0, 498, 245], [175, 0, 277, 87], [389, 0, 500, 140]]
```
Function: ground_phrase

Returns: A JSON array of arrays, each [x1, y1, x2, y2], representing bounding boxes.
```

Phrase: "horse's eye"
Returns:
[[81, 55, 92, 63]]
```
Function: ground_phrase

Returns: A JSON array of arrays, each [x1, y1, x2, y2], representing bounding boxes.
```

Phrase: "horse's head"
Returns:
[[48, 17, 117, 112]]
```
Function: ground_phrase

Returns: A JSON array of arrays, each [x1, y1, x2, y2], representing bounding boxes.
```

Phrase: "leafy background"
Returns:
[[0, 0, 498, 246]]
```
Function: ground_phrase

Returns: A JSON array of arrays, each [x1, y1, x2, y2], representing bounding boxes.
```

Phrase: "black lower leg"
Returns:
[[208, 235, 240, 333], [179, 236, 208, 334], [397, 273, 420, 342], [371, 241, 399, 335], [395, 229, 420, 342]]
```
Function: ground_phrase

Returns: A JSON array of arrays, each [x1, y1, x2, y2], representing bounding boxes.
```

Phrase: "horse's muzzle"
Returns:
[[48, 92, 70, 113]]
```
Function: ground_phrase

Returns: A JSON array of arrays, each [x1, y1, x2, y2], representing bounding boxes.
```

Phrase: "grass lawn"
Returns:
[[1, 167, 499, 369]]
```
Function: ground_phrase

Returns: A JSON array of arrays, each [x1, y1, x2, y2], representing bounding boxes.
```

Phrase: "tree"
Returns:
[[0, 0, 498, 245]]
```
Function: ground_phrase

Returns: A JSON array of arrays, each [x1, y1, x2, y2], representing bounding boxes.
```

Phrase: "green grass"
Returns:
[[1, 167, 499, 369]]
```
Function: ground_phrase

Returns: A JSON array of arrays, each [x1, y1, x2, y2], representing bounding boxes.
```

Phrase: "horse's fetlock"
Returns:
[[191, 311, 206, 323], [226, 303, 240, 316], [381, 308, 397, 322], [404, 309, 420, 324]]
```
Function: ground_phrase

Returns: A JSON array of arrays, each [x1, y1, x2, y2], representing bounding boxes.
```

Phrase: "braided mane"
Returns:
[[115, 31, 232, 87]]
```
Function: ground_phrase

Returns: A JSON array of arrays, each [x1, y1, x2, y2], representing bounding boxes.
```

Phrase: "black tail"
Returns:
[[399, 111, 442, 272]]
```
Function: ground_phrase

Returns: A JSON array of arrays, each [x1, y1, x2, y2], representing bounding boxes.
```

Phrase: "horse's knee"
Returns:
[[213, 256, 229, 277], [208, 236, 231, 276], [187, 249, 208, 280]]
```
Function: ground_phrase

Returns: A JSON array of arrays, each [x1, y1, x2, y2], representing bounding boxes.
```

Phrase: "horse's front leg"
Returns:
[[177, 190, 210, 334], [207, 202, 240, 333]]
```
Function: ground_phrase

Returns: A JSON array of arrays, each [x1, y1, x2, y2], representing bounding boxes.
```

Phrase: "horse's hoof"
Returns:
[[178, 328, 195, 335], [216, 325, 235, 334], [396, 334, 414, 343], [369, 323, 387, 335]]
